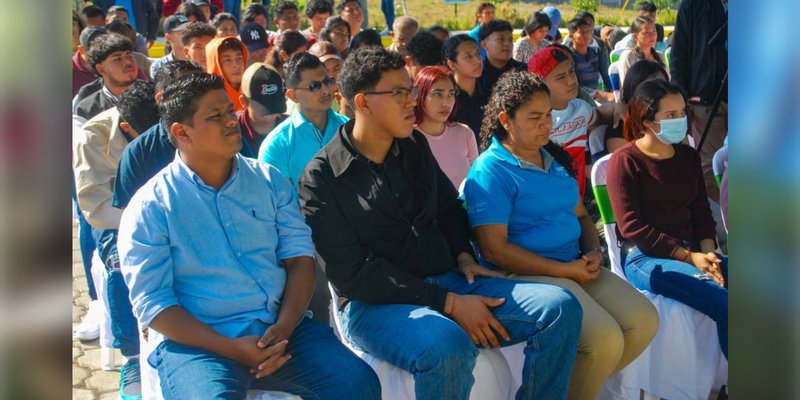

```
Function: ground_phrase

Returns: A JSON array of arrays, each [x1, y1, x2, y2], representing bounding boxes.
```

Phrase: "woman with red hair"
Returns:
[[413, 65, 479, 189]]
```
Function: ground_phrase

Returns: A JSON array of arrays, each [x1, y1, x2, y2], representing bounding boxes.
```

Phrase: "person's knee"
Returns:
[[414, 330, 477, 373], [341, 360, 381, 399], [629, 299, 660, 343], [580, 318, 624, 365], [538, 286, 583, 336]]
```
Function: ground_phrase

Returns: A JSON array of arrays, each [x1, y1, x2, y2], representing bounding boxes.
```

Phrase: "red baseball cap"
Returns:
[[527, 46, 572, 78]]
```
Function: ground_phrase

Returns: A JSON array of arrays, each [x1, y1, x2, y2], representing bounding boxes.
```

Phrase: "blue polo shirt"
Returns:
[[112, 121, 255, 209], [463, 137, 581, 263], [258, 108, 349, 186]]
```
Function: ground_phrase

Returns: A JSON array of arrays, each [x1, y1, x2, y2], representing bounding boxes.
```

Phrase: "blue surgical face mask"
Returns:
[[649, 116, 688, 144]]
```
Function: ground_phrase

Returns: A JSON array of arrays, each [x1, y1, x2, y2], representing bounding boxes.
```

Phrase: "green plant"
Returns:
[[635, 0, 678, 11], [571, 0, 599, 13]]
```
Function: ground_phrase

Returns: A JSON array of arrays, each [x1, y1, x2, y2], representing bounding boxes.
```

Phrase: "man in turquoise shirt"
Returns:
[[258, 53, 349, 186]]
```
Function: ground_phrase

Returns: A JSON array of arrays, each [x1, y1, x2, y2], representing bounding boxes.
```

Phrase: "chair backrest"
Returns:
[[664, 46, 672, 67], [590, 153, 625, 278], [610, 48, 625, 63], [712, 143, 728, 187], [608, 61, 621, 102]]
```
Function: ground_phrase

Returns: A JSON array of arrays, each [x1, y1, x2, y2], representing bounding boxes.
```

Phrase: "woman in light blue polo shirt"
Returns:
[[463, 70, 658, 400]]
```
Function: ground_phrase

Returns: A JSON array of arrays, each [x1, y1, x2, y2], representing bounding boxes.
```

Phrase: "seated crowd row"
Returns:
[[71, 1, 728, 399]]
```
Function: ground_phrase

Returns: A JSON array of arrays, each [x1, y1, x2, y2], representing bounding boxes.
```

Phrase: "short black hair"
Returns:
[[104, 20, 137, 45], [159, 73, 226, 145], [218, 37, 245, 55], [478, 19, 512, 42], [574, 11, 595, 24], [349, 29, 383, 52], [118, 80, 159, 133], [338, 47, 405, 104], [274, 1, 299, 20], [567, 17, 592, 34], [285, 52, 324, 88], [154, 60, 204, 95], [181, 21, 217, 46], [81, 5, 105, 19], [211, 12, 236, 28], [335, 0, 360, 14], [428, 25, 450, 38], [406, 31, 443, 67], [87, 34, 134, 74], [177, 2, 206, 22], [443, 34, 477, 62], [242, 3, 268, 26], [637, 1, 657, 13], [306, 0, 334, 18]]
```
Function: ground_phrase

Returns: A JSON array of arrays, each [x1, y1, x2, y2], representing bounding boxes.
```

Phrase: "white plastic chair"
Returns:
[[609, 48, 625, 64], [608, 61, 622, 103], [328, 284, 525, 400], [591, 154, 728, 400]]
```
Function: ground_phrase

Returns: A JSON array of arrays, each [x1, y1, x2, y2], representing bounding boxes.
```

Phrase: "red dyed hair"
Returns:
[[412, 65, 459, 125]]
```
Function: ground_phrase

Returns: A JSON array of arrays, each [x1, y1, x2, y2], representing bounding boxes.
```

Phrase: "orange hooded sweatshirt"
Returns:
[[206, 37, 249, 112]]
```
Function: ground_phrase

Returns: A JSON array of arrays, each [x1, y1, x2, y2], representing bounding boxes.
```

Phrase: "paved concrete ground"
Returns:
[[72, 220, 123, 400]]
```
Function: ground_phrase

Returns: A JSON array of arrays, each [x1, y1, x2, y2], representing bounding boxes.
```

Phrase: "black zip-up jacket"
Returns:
[[669, 0, 727, 105], [298, 120, 475, 313]]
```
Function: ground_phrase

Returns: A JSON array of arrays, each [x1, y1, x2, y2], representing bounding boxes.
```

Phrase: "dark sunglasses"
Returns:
[[297, 76, 336, 92]]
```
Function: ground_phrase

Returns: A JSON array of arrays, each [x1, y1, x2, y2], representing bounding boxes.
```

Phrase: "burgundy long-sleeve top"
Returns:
[[607, 141, 717, 258]]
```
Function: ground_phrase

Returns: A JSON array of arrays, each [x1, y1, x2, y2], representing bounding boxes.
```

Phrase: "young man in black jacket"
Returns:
[[298, 47, 582, 400]]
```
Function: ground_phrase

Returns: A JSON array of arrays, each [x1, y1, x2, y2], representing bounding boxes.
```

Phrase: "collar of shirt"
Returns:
[[488, 136, 554, 173], [329, 119, 403, 177], [174, 151, 242, 191], [289, 108, 335, 142], [101, 83, 120, 105]]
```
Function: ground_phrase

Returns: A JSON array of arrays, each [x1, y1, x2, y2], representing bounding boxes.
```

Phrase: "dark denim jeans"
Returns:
[[154, 318, 380, 399], [93, 228, 140, 357], [341, 272, 582, 400], [73, 189, 97, 300], [623, 246, 728, 358]]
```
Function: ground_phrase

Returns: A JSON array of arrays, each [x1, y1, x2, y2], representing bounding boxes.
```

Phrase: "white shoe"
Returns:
[[75, 300, 101, 341]]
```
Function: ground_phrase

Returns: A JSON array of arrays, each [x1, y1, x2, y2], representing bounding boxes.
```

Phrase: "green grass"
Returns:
[[361, 1, 675, 31]]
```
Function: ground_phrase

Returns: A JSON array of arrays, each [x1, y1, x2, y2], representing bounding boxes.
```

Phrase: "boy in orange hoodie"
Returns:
[[206, 36, 249, 111]]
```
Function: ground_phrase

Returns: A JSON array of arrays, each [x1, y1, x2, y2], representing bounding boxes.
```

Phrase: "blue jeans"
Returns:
[[154, 317, 381, 399], [623, 247, 728, 359], [93, 228, 140, 357], [73, 188, 97, 300], [381, 0, 395, 28], [341, 272, 582, 400]]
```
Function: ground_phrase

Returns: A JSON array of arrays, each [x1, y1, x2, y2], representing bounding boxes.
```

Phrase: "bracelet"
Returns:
[[680, 250, 691, 263]]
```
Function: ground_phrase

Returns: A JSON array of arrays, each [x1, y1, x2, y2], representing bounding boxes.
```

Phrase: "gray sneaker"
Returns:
[[119, 358, 142, 400]]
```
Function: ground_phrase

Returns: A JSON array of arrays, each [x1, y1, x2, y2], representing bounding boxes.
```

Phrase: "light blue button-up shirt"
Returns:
[[258, 108, 349, 186], [118, 153, 315, 339]]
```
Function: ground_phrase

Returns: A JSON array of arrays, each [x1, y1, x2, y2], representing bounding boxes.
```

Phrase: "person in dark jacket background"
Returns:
[[669, 0, 727, 203]]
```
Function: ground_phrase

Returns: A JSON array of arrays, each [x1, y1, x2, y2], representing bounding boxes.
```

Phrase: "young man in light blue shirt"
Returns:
[[117, 72, 379, 399], [258, 52, 349, 186]]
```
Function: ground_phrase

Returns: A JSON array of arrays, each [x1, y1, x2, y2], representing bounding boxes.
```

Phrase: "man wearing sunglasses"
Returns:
[[259, 53, 348, 187], [297, 48, 581, 399]]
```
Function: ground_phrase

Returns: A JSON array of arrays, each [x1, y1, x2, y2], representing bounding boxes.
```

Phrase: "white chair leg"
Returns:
[[91, 251, 116, 370]]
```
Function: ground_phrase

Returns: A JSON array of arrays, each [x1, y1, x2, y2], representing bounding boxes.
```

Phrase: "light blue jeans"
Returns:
[[624, 247, 728, 358], [341, 271, 582, 400], [154, 317, 380, 399]]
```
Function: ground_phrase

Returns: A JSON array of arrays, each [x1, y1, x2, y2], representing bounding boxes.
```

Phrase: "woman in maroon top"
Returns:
[[607, 79, 727, 359]]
